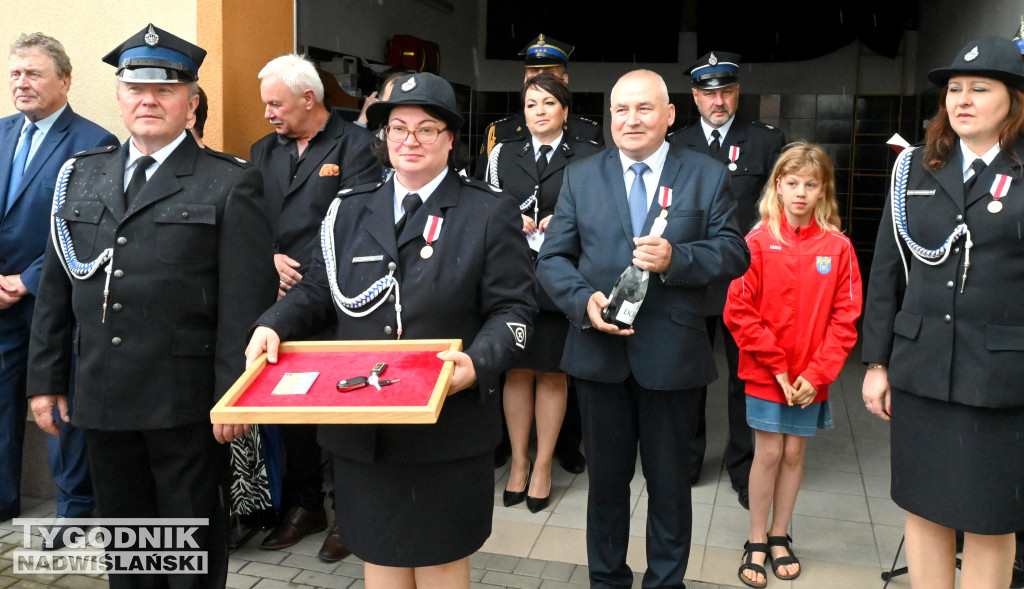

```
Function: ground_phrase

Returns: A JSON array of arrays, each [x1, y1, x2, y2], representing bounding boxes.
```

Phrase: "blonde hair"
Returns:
[[755, 141, 841, 243]]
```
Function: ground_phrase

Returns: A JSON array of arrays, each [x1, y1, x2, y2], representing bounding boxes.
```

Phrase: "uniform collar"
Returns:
[[959, 140, 1002, 180], [531, 132, 564, 159], [700, 115, 735, 144]]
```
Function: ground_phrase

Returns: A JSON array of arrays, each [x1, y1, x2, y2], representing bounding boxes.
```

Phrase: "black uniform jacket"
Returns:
[[862, 139, 1024, 408], [669, 119, 784, 314], [250, 109, 378, 269], [487, 135, 602, 219], [256, 170, 537, 464], [27, 138, 278, 429], [475, 112, 603, 179], [536, 143, 749, 390]]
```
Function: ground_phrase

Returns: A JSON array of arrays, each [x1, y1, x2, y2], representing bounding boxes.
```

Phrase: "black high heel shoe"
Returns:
[[526, 469, 551, 513], [502, 459, 532, 507]]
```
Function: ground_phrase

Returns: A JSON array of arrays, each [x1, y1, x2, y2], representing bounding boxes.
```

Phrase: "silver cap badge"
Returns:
[[964, 46, 979, 62], [144, 25, 159, 47]]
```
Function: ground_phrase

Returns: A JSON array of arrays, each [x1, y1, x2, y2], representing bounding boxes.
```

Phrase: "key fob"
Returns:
[[336, 377, 368, 392]]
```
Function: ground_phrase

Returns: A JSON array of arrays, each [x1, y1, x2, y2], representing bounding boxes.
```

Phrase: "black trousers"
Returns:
[[578, 375, 700, 589], [279, 424, 326, 511], [86, 423, 229, 589], [691, 315, 754, 490], [556, 376, 584, 457]]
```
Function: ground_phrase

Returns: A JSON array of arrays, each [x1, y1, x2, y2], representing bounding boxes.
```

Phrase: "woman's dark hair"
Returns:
[[924, 82, 1024, 172], [370, 104, 469, 170], [521, 72, 571, 109]]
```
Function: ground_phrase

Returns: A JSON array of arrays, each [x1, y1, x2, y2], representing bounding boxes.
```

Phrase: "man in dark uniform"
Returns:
[[669, 51, 785, 508], [26, 24, 277, 589], [479, 34, 599, 474], [249, 53, 378, 561]]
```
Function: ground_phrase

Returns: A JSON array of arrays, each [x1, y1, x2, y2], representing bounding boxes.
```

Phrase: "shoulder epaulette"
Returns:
[[205, 149, 249, 167], [752, 121, 783, 134], [72, 144, 118, 158], [337, 181, 382, 199], [460, 175, 502, 195], [574, 115, 599, 127]]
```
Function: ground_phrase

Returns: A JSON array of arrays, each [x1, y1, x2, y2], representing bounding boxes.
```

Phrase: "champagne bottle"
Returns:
[[601, 211, 668, 329]]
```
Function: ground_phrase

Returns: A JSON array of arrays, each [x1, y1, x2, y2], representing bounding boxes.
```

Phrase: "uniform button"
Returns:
[[111, 337, 122, 346], [384, 326, 393, 335], [388, 295, 395, 303], [112, 303, 122, 312], [956, 214, 963, 222], [113, 269, 124, 278], [946, 280, 954, 289], [944, 314, 952, 323], [388, 262, 397, 271], [182, 211, 190, 220], [73, 209, 80, 217], [117, 237, 127, 245], [954, 247, 960, 254]]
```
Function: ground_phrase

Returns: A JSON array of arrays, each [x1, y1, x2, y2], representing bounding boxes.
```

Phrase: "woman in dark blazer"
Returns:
[[862, 37, 1024, 588], [484, 73, 601, 512], [246, 72, 536, 588]]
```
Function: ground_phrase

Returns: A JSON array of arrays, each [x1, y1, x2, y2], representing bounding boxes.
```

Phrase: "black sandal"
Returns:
[[738, 540, 769, 588], [768, 534, 801, 580]]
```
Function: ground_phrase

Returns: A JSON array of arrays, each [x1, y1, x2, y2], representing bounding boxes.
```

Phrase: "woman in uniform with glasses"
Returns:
[[246, 72, 536, 589]]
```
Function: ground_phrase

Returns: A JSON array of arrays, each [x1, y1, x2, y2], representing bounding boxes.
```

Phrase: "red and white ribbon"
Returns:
[[990, 174, 1012, 201], [728, 146, 741, 164], [423, 215, 444, 244], [658, 186, 672, 209]]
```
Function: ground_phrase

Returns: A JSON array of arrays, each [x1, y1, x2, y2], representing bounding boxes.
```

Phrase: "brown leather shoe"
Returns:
[[260, 506, 327, 550], [318, 522, 351, 562]]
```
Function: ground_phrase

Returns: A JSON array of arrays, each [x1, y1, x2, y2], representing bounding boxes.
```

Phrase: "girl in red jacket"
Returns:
[[724, 142, 862, 588]]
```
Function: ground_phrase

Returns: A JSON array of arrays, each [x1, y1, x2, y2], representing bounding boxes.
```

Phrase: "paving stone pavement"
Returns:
[[1, 532, 738, 589]]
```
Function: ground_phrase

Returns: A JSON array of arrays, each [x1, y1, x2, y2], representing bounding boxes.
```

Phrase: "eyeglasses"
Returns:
[[384, 126, 448, 144]]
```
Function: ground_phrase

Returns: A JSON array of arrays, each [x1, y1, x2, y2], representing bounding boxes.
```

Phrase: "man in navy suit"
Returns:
[[537, 69, 749, 588], [0, 33, 117, 526]]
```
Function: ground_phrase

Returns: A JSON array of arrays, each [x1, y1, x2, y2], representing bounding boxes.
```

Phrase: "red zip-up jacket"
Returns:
[[724, 218, 863, 404]]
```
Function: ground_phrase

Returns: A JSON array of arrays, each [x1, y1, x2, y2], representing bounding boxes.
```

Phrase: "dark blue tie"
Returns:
[[4, 122, 37, 216], [628, 162, 650, 237]]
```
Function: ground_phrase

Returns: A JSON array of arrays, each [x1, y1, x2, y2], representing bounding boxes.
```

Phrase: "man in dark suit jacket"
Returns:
[[249, 53, 378, 559], [537, 70, 749, 589], [669, 51, 785, 506], [0, 33, 117, 528], [26, 25, 276, 589]]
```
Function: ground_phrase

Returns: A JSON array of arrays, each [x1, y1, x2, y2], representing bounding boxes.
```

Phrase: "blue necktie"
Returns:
[[628, 162, 650, 237], [4, 122, 37, 216]]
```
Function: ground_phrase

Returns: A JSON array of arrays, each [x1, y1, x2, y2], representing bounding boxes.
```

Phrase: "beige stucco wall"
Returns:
[[0, 2, 199, 142]]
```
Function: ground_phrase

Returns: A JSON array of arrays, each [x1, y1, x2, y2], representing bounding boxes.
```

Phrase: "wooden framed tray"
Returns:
[[210, 339, 461, 424]]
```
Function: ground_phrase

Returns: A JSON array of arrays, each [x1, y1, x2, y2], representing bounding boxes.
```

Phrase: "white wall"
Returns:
[[0, 1, 197, 137]]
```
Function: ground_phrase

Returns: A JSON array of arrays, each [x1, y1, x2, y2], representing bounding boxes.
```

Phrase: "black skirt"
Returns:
[[890, 389, 1024, 534], [512, 310, 568, 373], [332, 452, 493, 567]]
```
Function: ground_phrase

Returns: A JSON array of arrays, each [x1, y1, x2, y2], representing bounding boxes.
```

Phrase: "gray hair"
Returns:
[[258, 54, 324, 104], [10, 32, 72, 78]]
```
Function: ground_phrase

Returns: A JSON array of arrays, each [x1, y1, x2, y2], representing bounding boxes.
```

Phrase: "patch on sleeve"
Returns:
[[507, 322, 527, 350]]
